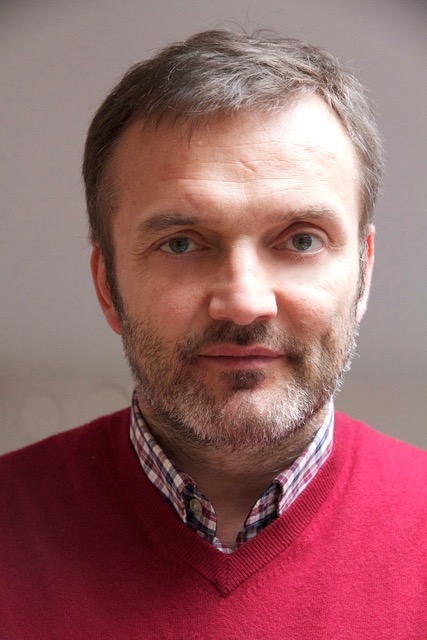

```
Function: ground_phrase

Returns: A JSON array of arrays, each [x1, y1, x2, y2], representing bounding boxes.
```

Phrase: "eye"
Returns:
[[159, 236, 198, 254], [283, 233, 323, 253]]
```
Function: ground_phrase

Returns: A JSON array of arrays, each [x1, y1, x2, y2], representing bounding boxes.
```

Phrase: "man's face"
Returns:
[[92, 96, 374, 452]]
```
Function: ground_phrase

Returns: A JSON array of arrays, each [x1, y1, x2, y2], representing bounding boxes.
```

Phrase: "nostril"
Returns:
[[208, 289, 278, 326]]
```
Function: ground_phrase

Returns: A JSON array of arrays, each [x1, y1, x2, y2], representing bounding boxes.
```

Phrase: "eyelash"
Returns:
[[276, 232, 324, 253], [157, 230, 325, 256], [158, 236, 200, 254]]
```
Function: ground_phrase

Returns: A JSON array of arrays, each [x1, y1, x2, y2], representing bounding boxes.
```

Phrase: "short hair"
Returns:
[[83, 29, 383, 273]]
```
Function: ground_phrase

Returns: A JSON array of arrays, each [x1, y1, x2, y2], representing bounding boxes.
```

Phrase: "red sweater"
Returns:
[[1, 409, 426, 639]]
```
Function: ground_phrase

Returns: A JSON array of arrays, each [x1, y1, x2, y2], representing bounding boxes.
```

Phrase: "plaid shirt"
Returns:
[[130, 393, 334, 554]]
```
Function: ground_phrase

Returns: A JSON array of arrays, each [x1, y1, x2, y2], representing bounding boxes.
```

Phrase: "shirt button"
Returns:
[[189, 498, 202, 516]]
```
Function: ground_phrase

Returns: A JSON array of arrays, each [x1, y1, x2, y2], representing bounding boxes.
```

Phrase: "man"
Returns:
[[1, 30, 426, 638]]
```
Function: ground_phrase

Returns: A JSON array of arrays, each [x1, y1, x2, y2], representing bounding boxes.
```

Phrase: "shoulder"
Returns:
[[0, 407, 131, 483], [334, 411, 427, 499], [335, 411, 427, 460]]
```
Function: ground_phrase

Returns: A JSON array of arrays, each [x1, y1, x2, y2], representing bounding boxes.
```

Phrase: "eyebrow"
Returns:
[[279, 205, 344, 224], [136, 205, 345, 236], [136, 213, 200, 235]]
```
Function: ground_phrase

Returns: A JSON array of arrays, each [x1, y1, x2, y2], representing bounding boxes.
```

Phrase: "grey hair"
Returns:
[[83, 29, 383, 279]]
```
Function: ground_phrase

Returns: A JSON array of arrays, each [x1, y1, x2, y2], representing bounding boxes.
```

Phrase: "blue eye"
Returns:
[[286, 233, 322, 252], [159, 237, 197, 254]]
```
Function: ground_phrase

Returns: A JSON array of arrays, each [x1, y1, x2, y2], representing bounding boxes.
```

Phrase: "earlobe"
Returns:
[[90, 245, 122, 335], [356, 226, 375, 323]]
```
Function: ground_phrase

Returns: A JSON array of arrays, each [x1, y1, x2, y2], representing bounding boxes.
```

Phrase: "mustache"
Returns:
[[179, 321, 308, 363]]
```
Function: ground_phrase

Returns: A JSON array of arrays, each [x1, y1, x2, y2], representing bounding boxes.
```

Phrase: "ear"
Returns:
[[90, 245, 122, 335], [356, 225, 375, 323]]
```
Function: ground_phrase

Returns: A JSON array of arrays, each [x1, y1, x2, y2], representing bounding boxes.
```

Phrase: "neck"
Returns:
[[137, 392, 328, 548]]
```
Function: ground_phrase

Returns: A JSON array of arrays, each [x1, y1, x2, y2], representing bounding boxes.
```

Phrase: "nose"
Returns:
[[208, 246, 278, 326]]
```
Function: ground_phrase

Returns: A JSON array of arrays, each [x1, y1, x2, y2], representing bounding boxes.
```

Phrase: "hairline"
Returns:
[[96, 97, 370, 266]]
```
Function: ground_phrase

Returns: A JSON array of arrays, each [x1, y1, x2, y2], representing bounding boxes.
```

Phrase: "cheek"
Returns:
[[130, 280, 208, 339], [290, 300, 335, 337], [282, 277, 359, 338], [275, 249, 361, 317]]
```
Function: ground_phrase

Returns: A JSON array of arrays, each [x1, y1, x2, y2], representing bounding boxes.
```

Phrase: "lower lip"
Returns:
[[197, 355, 282, 370]]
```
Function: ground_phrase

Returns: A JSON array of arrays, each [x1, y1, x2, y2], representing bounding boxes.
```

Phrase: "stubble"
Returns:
[[119, 313, 358, 453]]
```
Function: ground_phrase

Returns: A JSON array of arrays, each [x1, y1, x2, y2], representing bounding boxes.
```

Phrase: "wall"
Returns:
[[1, 0, 426, 454]]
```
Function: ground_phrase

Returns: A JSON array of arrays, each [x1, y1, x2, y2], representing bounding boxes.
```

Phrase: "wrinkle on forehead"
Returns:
[[114, 96, 357, 170], [109, 96, 361, 229]]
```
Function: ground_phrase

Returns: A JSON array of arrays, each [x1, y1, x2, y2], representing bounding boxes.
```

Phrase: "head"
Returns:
[[86, 30, 381, 452], [83, 29, 382, 292]]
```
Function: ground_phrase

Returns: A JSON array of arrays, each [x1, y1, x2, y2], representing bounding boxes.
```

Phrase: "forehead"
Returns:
[[108, 96, 360, 224]]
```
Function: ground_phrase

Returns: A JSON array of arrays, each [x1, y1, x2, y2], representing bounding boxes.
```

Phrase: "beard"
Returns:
[[118, 306, 359, 453]]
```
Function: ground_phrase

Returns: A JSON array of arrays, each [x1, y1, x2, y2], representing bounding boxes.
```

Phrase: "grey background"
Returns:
[[1, 0, 426, 454]]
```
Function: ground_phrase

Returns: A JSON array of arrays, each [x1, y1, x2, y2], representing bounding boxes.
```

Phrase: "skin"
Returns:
[[91, 96, 374, 547]]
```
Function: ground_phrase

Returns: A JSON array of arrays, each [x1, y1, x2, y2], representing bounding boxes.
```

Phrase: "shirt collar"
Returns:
[[130, 392, 334, 551]]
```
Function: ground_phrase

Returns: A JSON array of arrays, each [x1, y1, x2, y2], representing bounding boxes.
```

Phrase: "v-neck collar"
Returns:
[[111, 409, 350, 596]]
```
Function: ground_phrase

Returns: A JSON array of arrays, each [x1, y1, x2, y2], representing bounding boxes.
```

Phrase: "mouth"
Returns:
[[196, 345, 283, 370]]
